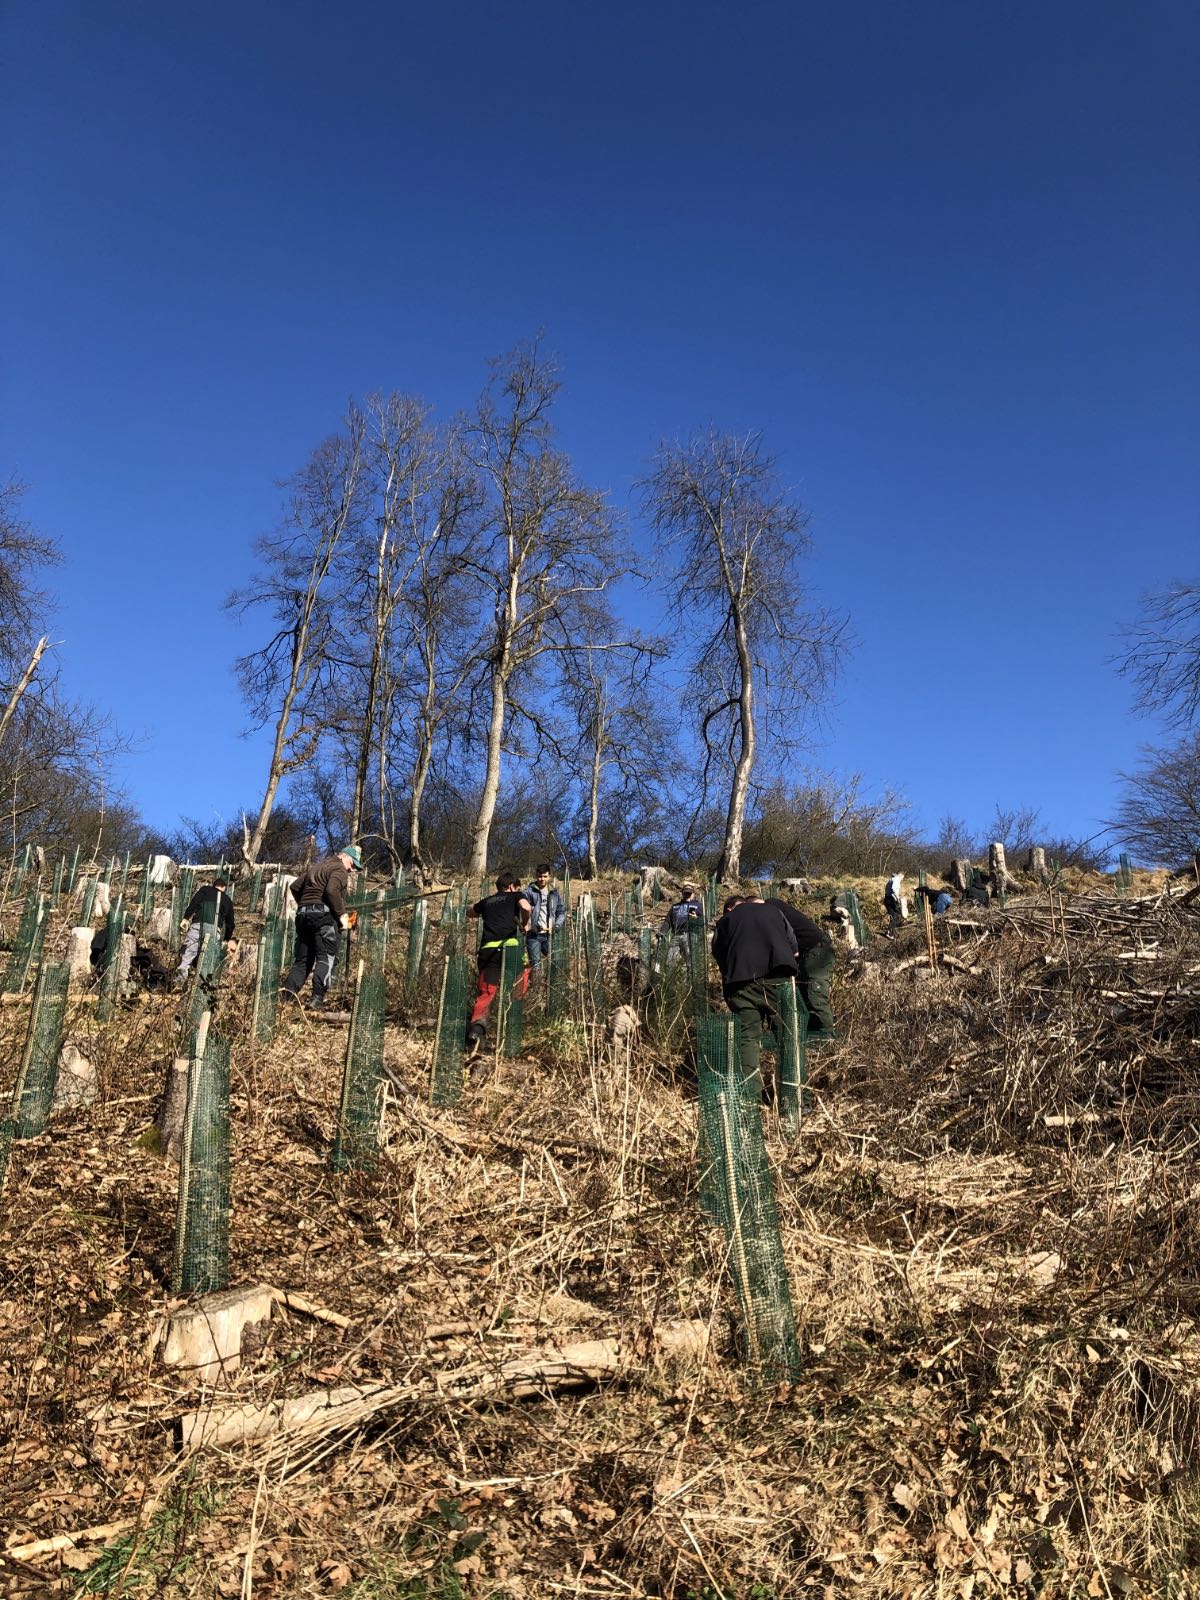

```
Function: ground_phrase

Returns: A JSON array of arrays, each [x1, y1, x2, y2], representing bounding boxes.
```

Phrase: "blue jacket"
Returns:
[[524, 884, 565, 935], [664, 896, 704, 933]]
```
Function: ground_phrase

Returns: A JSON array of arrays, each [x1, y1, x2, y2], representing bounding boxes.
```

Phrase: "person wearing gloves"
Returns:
[[281, 845, 361, 1009], [523, 862, 565, 969], [176, 873, 236, 982]]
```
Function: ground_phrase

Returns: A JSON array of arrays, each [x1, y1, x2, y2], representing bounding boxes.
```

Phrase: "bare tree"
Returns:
[[565, 655, 670, 876], [642, 432, 842, 880], [228, 418, 366, 867], [1118, 581, 1200, 729], [1112, 734, 1200, 867], [0, 481, 60, 754], [462, 343, 632, 878]]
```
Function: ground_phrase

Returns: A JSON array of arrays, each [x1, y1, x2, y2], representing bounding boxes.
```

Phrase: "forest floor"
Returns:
[[3, 870, 1200, 1599]]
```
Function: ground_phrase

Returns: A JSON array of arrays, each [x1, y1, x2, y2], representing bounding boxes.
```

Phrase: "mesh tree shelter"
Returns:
[[331, 915, 388, 1172], [404, 896, 428, 1008], [95, 894, 127, 1022], [494, 941, 524, 1060], [252, 912, 286, 1044], [8, 960, 70, 1139], [3, 888, 48, 996], [185, 926, 225, 1032], [696, 1013, 801, 1380], [431, 951, 471, 1107], [547, 921, 571, 1021], [172, 1013, 232, 1295], [771, 977, 807, 1137]]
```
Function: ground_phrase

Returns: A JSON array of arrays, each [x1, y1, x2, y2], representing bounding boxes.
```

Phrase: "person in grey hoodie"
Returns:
[[523, 862, 565, 969]]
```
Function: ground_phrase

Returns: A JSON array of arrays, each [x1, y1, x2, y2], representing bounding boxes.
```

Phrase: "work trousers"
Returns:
[[799, 940, 836, 1037], [725, 977, 789, 1096], [283, 908, 340, 1001], [177, 922, 221, 976], [467, 951, 530, 1039]]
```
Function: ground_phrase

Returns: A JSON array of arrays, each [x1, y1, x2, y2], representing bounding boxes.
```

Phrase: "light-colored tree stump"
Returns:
[[149, 854, 176, 886], [52, 1042, 97, 1112], [67, 927, 94, 983], [636, 864, 670, 905], [949, 858, 973, 891], [144, 906, 173, 941], [158, 1283, 275, 1384], [154, 1057, 190, 1160], [988, 841, 1013, 895], [1026, 846, 1048, 882]]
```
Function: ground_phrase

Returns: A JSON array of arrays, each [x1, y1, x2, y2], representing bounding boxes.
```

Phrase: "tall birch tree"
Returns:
[[642, 432, 841, 881]]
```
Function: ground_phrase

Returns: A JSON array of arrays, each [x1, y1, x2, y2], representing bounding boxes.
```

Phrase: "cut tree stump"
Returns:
[[153, 1057, 190, 1159], [158, 1283, 274, 1384], [949, 858, 973, 892], [67, 927, 93, 983], [1026, 846, 1048, 882], [989, 841, 1013, 896], [144, 906, 173, 941], [149, 854, 176, 886], [51, 1043, 97, 1112]]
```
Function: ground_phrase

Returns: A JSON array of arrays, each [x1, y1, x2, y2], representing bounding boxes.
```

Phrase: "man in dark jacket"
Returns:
[[176, 874, 236, 982], [765, 895, 836, 1040], [710, 892, 800, 1093], [465, 869, 532, 1060], [281, 845, 361, 1009]]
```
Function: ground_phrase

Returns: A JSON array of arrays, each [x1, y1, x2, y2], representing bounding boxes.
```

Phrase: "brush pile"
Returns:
[[2, 874, 1200, 1596]]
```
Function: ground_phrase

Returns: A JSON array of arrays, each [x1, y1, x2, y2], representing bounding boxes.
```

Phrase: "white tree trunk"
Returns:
[[468, 667, 507, 879]]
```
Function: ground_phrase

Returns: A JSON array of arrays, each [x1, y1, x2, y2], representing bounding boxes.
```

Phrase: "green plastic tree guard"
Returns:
[[96, 894, 127, 1021], [172, 1016, 232, 1295], [3, 887, 47, 996], [404, 896, 428, 1007], [772, 977, 807, 1137], [495, 941, 525, 1059], [10, 961, 70, 1138], [431, 952, 471, 1107], [331, 916, 387, 1172], [696, 1013, 801, 1380]]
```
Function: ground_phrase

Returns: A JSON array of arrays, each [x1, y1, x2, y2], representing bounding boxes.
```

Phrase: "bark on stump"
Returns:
[[51, 1043, 97, 1112], [988, 841, 1013, 895], [154, 1057, 190, 1160], [1026, 846, 1048, 882], [159, 1283, 274, 1385], [149, 855, 176, 886], [67, 927, 94, 984], [949, 858, 973, 892]]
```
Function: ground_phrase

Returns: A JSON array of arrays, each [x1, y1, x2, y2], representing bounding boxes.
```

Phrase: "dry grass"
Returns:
[[2, 874, 1200, 1597]]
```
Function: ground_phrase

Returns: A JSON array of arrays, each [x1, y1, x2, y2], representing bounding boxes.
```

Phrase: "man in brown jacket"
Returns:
[[282, 845, 361, 1009]]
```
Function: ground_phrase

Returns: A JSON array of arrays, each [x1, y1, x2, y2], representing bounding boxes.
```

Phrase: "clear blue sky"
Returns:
[[3, 0, 1197, 850]]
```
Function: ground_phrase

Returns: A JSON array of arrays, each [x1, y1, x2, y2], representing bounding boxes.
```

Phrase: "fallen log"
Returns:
[[179, 1318, 710, 1454]]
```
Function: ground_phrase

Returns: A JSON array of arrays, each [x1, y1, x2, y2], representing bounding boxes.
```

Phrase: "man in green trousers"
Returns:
[[765, 893, 837, 1040], [710, 892, 800, 1095]]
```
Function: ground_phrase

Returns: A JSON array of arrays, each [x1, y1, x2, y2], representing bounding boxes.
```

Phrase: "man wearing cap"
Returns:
[[282, 845, 361, 1009], [662, 882, 704, 964]]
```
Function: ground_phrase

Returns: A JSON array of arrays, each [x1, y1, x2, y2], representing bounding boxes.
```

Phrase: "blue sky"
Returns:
[[3, 0, 1197, 850]]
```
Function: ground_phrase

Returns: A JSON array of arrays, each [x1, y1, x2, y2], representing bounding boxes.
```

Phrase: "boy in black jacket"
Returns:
[[465, 870, 532, 1059]]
